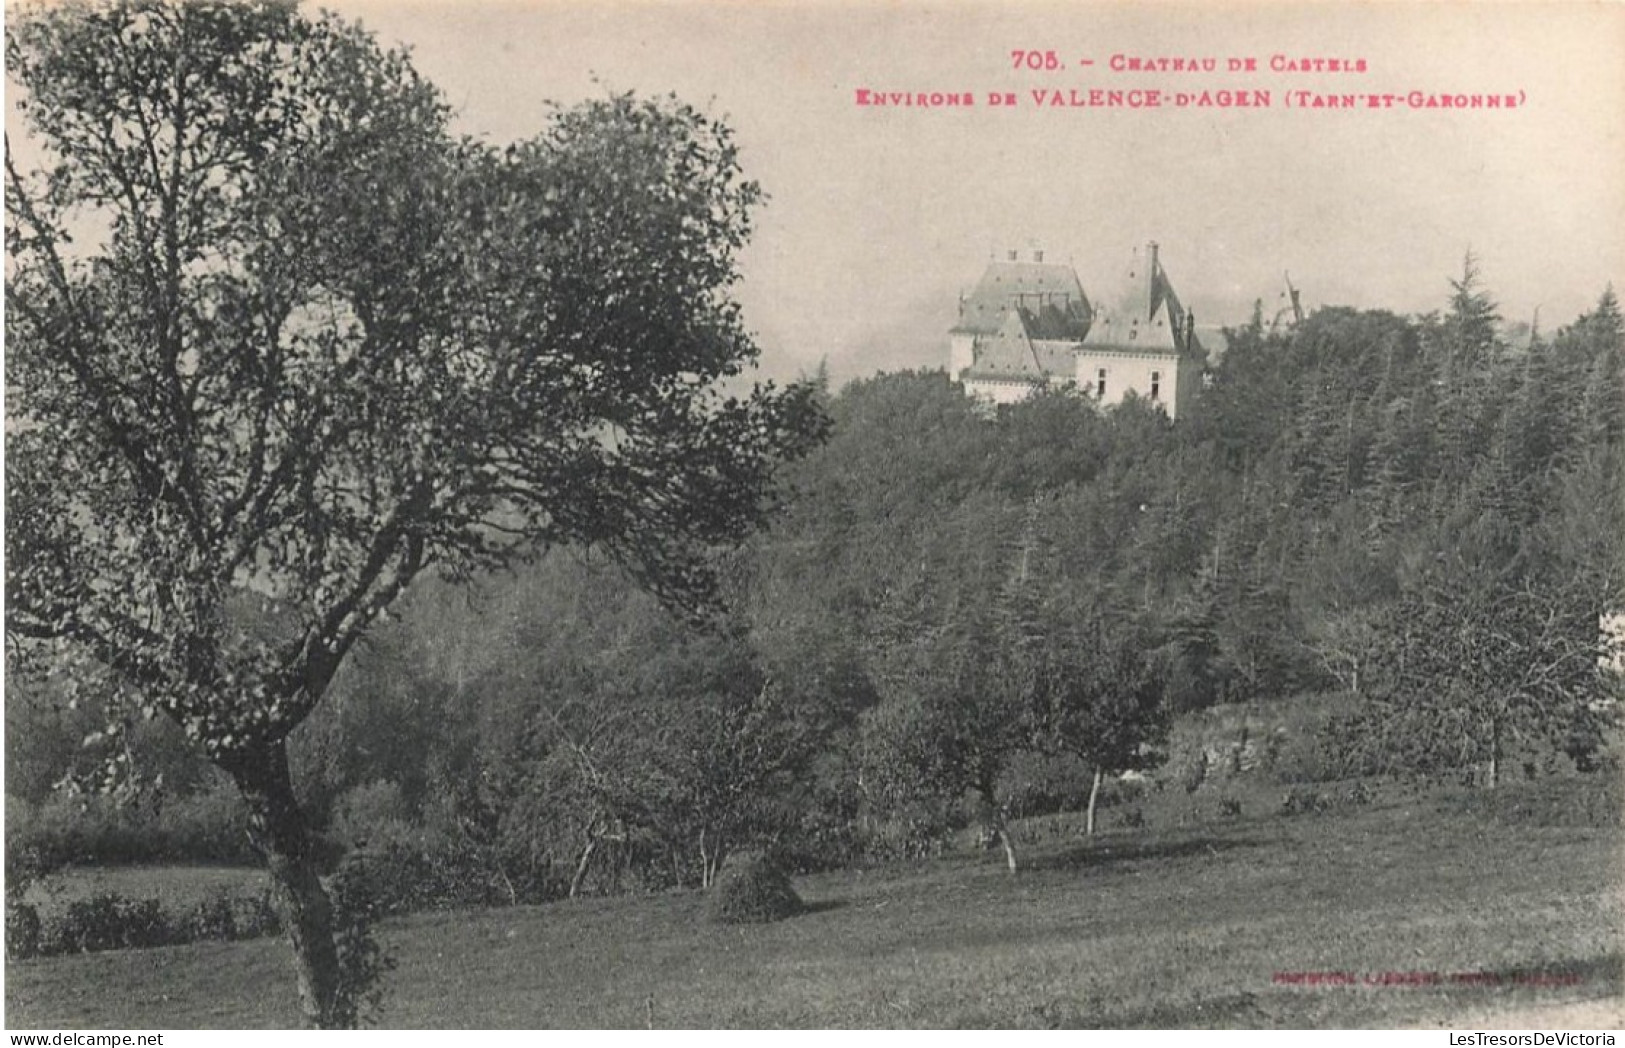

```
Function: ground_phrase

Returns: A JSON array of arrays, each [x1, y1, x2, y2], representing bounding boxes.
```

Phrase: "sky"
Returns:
[[18, 1, 1625, 385]]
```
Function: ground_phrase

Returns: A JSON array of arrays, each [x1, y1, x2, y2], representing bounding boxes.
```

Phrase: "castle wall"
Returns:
[[963, 376, 1045, 406], [1071, 349, 1184, 417]]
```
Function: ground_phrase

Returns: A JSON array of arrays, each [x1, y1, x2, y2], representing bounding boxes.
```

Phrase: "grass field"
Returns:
[[6, 782, 1622, 1029]]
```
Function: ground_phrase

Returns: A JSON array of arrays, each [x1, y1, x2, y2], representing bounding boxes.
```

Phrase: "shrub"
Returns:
[[5, 831, 63, 947], [6, 903, 42, 960], [1218, 796, 1243, 819], [337, 819, 510, 916], [13, 886, 284, 959], [185, 893, 237, 942], [327, 856, 398, 1028], [856, 815, 953, 864], [236, 892, 282, 939], [706, 852, 803, 925], [1279, 786, 1329, 816], [1114, 775, 1149, 805], [51, 895, 129, 954], [184, 890, 281, 943], [46, 893, 177, 954], [111, 897, 172, 949]]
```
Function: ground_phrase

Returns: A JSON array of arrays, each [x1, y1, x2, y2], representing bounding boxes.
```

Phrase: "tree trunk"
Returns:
[[982, 789, 1018, 873], [698, 827, 727, 889], [227, 740, 341, 1029], [701, 829, 728, 889], [569, 825, 599, 899], [1487, 716, 1501, 790], [1085, 767, 1104, 837], [996, 815, 1018, 873]]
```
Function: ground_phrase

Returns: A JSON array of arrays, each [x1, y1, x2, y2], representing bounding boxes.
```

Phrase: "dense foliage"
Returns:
[[14, 263, 1619, 900]]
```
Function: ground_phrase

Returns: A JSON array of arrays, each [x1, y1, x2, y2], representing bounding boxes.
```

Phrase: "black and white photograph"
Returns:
[[4, 0, 1623, 1032]]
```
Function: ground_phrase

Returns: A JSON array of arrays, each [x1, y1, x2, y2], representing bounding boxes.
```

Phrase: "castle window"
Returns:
[[1150, 371, 1161, 401], [1096, 367, 1107, 398]]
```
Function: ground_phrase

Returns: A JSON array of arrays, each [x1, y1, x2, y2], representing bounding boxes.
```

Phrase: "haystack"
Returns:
[[706, 851, 803, 924]]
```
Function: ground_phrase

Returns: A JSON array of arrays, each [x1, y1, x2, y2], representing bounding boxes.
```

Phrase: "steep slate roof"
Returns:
[[962, 313, 1093, 385], [1029, 339, 1082, 376], [1024, 300, 1091, 340], [953, 257, 1092, 337], [963, 308, 1045, 381], [1083, 247, 1194, 355]]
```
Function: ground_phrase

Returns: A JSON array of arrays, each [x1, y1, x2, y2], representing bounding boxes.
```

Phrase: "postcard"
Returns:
[[5, 0, 1622, 1035]]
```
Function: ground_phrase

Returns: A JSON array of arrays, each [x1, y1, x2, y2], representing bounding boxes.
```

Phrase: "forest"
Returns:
[[11, 264, 1623, 905]]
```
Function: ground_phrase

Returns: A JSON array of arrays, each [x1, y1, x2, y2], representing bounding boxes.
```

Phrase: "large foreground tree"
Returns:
[[5, 0, 823, 1026]]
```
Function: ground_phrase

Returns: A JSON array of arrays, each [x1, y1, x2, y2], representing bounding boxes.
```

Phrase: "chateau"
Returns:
[[949, 244, 1208, 418]]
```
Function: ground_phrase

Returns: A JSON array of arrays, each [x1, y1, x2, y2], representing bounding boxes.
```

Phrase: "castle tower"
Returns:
[[1073, 242, 1204, 418]]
